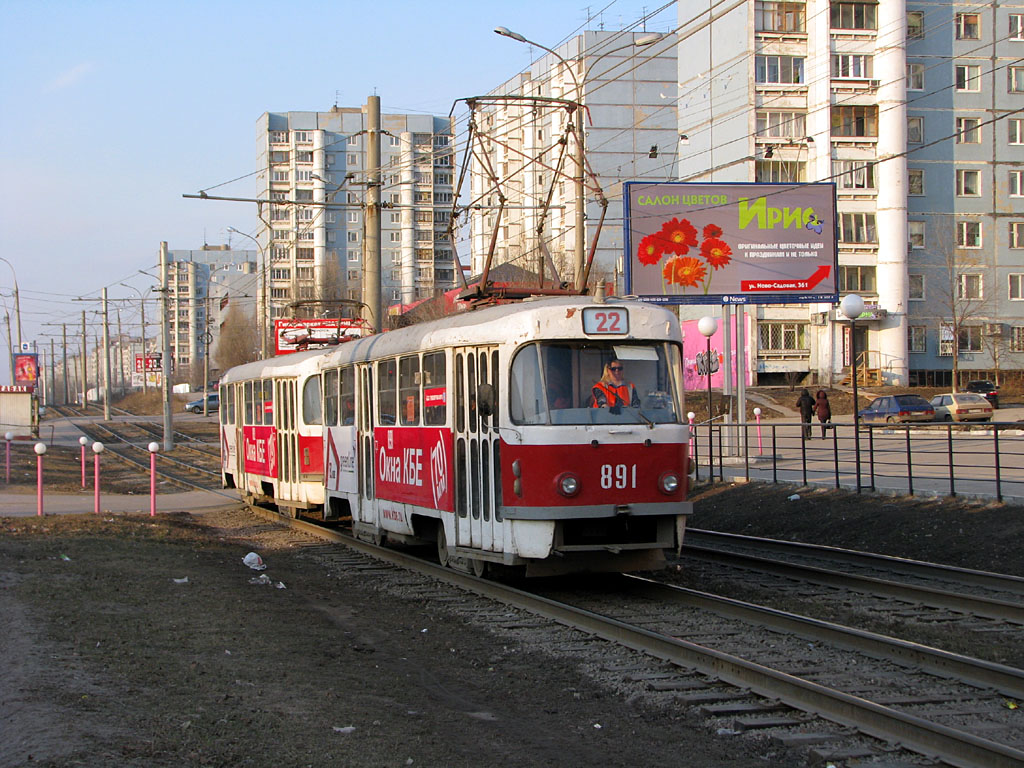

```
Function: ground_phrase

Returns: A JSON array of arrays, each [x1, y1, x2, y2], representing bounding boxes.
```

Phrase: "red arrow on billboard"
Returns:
[[740, 265, 831, 292]]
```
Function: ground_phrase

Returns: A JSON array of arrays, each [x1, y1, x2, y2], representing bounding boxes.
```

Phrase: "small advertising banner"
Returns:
[[274, 318, 368, 355], [624, 181, 838, 305], [243, 425, 277, 477], [134, 353, 162, 372], [374, 426, 454, 512], [12, 353, 38, 388]]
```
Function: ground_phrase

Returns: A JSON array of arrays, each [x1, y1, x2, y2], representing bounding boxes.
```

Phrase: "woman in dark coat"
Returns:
[[795, 388, 815, 439], [815, 389, 832, 438]]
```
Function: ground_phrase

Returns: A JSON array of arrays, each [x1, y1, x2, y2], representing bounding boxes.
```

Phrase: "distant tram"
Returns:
[[220, 296, 692, 576]]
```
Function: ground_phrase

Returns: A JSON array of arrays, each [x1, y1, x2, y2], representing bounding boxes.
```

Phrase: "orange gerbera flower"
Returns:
[[703, 223, 723, 239], [700, 237, 733, 270], [637, 233, 666, 266], [662, 256, 706, 288], [659, 217, 698, 255]]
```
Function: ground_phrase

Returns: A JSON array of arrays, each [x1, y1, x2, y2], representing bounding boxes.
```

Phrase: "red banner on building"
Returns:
[[374, 427, 454, 512], [274, 318, 369, 355]]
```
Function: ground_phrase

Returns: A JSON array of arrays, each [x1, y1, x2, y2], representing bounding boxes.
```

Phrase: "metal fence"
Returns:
[[690, 419, 1024, 503]]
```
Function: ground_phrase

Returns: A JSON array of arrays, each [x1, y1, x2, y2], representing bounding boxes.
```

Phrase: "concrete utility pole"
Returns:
[[81, 311, 87, 406], [101, 288, 112, 421], [363, 94, 382, 334], [159, 241, 174, 450], [62, 324, 69, 404], [49, 338, 55, 407], [3, 313, 11, 385]]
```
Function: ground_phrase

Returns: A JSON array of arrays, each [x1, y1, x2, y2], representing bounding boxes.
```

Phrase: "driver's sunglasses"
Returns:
[[609, 366, 623, 371]]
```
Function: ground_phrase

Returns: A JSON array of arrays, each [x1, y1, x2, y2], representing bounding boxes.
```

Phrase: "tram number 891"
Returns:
[[600, 463, 637, 489]]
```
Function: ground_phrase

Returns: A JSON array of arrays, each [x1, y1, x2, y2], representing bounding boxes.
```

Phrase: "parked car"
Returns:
[[184, 393, 219, 414], [858, 394, 935, 424], [929, 392, 993, 422], [964, 380, 999, 408]]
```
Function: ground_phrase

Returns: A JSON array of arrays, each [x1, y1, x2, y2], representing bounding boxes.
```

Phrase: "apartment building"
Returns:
[[676, 0, 1024, 386], [255, 107, 456, 322], [470, 30, 679, 288], [166, 246, 258, 377]]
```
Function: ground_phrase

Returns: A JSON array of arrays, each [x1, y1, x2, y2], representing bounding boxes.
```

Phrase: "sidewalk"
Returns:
[[0, 488, 241, 518]]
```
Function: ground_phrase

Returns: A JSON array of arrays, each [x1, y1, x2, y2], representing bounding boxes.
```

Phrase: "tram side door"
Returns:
[[357, 363, 374, 523], [454, 346, 501, 552], [275, 379, 297, 501]]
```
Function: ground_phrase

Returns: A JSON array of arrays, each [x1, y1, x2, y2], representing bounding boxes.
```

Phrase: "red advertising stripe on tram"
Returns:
[[374, 427, 454, 512], [243, 426, 277, 478]]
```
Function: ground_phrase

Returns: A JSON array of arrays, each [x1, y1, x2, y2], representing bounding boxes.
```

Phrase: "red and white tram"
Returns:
[[316, 296, 691, 576], [219, 348, 328, 516]]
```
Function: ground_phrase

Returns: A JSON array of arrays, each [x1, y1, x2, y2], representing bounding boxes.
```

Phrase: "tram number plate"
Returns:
[[582, 307, 628, 335]]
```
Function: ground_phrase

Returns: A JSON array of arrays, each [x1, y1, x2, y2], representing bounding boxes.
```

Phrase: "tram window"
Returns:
[[477, 351, 488, 432], [340, 368, 355, 425], [324, 369, 339, 426], [377, 359, 397, 425], [491, 350, 500, 429], [399, 355, 420, 426], [261, 380, 274, 424], [509, 344, 543, 424], [302, 375, 322, 425], [244, 381, 253, 425], [226, 385, 235, 424], [455, 354, 464, 433], [423, 352, 446, 426], [467, 353, 477, 432]]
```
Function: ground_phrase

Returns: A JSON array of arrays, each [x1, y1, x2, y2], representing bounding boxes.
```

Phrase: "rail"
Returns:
[[690, 419, 1024, 503]]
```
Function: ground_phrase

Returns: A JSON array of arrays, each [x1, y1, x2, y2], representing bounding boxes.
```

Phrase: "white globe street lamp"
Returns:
[[698, 316, 718, 481], [840, 294, 865, 492]]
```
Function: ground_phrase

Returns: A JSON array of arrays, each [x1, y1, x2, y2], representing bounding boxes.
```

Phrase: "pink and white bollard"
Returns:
[[753, 407, 763, 455], [148, 442, 159, 517], [687, 411, 696, 456], [34, 442, 46, 516], [79, 436, 89, 489], [5, 431, 13, 485], [92, 442, 104, 515]]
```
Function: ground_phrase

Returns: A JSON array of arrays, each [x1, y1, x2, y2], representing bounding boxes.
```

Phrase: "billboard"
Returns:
[[624, 182, 838, 305], [274, 318, 368, 355], [135, 353, 162, 372], [12, 353, 39, 388]]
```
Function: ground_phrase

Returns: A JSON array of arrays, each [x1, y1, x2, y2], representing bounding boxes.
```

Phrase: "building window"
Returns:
[[296, 170, 312, 182], [956, 13, 980, 40], [955, 64, 982, 92], [389, 231, 401, 243], [959, 326, 983, 352], [434, 173, 453, 185], [348, 250, 360, 262], [347, 134, 359, 147], [273, 229, 290, 241], [347, 153, 358, 166], [326, 212, 336, 225], [758, 322, 807, 351], [939, 323, 954, 356], [297, 208, 315, 221], [294, 131, 312, 143], [909, 221, 926, 249], [755, 160, 805, 183], [832, 105, 878, 137], [755, 1, 805, 32], [1010, 274, 1024, 299], [272, 246, 289, 259], [1011, 222, 1024, 248], [1010, 67, 1024, 93], [957, 221, 982, 248], [272, 170, 289, 182], [909, 273, 925, 300], [907, 11, 925, 39], [347, 211, 359, 223], [1011, 326, 1024, 351], [388, 135, 400, 147], [270, 150, 289, 164], [908, 326, 926, 353], [1012, 14, 1024, 41], [908, 168, 924, 195], [270, 206, 289, 222], [958, 273, 983, 299], [831, 2, 877, 30], [1012, 171, 1024, 197], [297, 231, 314, 241], [833, 160, 875, 189], [295, 189, 313, 201], [839, 265, 876, 292], [327, 231, 337, 243], [906, 63, 924, 90], [270, 268, 291, 281], [755, 55, 805, 84], [838, 212, 877, 243], [296, 248, 314, 261], [326, 153, 336, 167], [347, 231, 358, 243], [956, 117, 981, 144], [907, 116, 924, 144], [832, 53, 872, 79], [756, 111, 806, 138], [1010, 119, 1024, 145], [956, 169, 981, 196], [269, 130, 288, 144], [296, 151, 313, 163]]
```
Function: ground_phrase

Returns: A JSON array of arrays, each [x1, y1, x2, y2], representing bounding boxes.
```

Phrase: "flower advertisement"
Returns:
[[624, 182, 838, 305]]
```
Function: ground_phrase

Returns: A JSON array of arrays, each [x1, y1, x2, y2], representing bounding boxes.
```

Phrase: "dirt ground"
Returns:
[[5, 417, 1024, 766]]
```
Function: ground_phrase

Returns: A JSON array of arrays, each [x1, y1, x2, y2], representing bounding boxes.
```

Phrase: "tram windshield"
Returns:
[[509, 341, 684, 426]]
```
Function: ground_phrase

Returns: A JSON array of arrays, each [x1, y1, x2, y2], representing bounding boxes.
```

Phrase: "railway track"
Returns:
[[238, 505, 1024, 767]]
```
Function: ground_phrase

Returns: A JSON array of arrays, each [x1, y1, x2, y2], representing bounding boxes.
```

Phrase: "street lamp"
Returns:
[[0, 256, 22, 352], [840, 293, 865, 493], [120, 283, 151, 393], [698, 315, 718, 482], [494, 27, 661, 291], [227, 227, 268, 358], [202, 265, 231, 416]]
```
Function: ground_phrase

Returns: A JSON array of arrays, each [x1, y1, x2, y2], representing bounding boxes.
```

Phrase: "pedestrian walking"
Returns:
[[795, 388, 814, 439], [815, 389, 832, 438]]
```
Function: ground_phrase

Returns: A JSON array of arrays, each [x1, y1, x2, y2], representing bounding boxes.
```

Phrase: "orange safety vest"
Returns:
[[591, 381, 633, 408]]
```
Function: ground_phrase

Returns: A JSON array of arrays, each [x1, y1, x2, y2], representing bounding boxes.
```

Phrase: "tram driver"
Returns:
[[591, 360, 640, 411]]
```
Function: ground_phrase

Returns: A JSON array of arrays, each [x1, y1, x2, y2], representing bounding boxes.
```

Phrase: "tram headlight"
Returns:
[[659, 472, 680, 494], [556, 472, 580, 497]]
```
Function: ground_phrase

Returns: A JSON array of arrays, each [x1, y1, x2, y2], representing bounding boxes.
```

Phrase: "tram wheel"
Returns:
[[470, 558, 487, 578], [437, 521, 450, 568], [372, 528, 386, 547]]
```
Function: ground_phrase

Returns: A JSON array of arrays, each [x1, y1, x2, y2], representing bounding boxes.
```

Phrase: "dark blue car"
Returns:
[[858, 394, 934, 424]]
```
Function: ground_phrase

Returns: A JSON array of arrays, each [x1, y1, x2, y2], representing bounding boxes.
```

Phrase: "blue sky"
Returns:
[[0, 0, 676, 383]]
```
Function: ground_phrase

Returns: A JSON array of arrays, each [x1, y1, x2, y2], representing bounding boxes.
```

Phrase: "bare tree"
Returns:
[[924, 215, 992, 390], [215, 303, 260, 370]]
